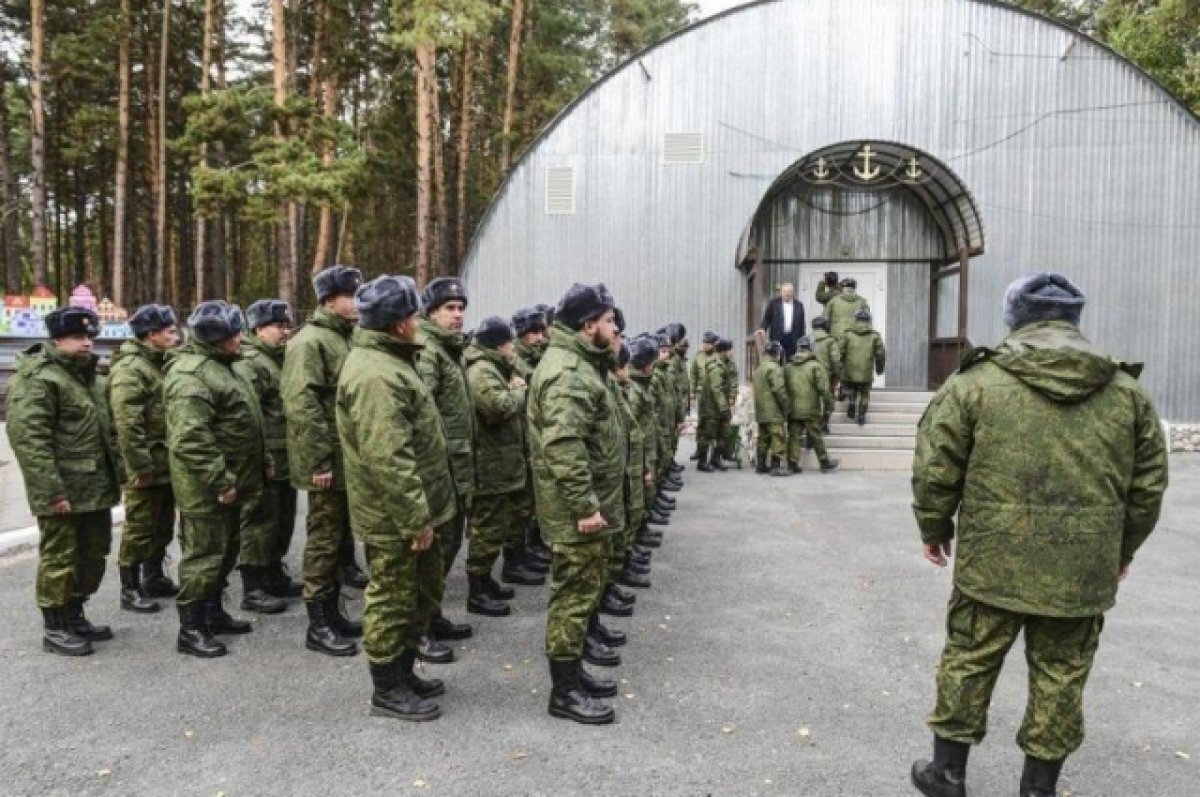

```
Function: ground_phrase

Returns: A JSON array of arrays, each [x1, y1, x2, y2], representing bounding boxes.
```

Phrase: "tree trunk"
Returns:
[[195, 0, 215, 302], [311, 0, 337, 274], [73, 167, 86, 287], [271, 0, 295, 303], [213, 0, 228, 296], [0, 66, 22, 293], [455, 40, 477, 268], [113, 0, 132, 306], [155, 0, 171, 301], [414, 41, 436, 287], [432, 73, 449, 277], [499, 0, 526, 176], [30, 0, 49, 287]]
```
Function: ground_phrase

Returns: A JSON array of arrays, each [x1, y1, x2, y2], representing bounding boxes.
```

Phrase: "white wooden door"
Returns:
[[797, 263, 887, 387]]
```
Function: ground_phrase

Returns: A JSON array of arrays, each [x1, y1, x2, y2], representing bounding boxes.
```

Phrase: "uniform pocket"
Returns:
[[946, 588, 976, 647]]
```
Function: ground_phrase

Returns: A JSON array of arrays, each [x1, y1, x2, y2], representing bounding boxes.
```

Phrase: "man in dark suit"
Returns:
[[760, 283, 806, 358]]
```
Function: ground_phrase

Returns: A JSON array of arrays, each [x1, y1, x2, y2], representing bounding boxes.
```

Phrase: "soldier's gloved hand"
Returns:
[[218, 486, 238, 506], [134, 472, 154, 489], [577, 511, 606, 534], [412, 528, 435, 552], [50, 498, 72, 515], [312, 470, 334, 489]]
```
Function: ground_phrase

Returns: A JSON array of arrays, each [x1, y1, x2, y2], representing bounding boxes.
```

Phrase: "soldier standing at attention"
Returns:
[[529, 284, 625, 725], [752, 341, 788, 476], [690, 330, 717, 405], [910, 273, 1168, 797], [236, 299, 299, 614], [715, 337, 738, 464], [694, 335, 729, 473], [165, 301, 268, 658], [108, 304, 180, 614], [783, 337, 839, 474], [510, 306, 553, 569], [512, 306, 548, 380], [626, 335, 663, 575], [841, 307, 886, 425], [337, 276, 451, 722], [281, 265, 363, 657], [6, 307, 120, 656], [463, 316, 530, 618]]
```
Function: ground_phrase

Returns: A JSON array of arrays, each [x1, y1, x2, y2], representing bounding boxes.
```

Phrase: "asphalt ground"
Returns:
[[0, 449, 1196, 796]]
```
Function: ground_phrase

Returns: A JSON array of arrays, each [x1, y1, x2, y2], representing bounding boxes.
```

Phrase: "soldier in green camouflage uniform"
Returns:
[[281, 265, 363, 657], [841, 308, 886, 425], [109, 305, 180, 614], [623, 335, 662, 588], [6, 308, 120, 656], [529, 284, 626, 725], [337, 275, 451, 722], [463, 316, 529, 618], [610, 328, 650, 600], [910, 273, 1168, 797], [810, 316, 841, 431], [752, 341, 788, 475], [783, 337, 839, 474], [814, 270, 841, 308], [695, 335, 729, 473], [165, 301, 269, 658], [715, 338, 738, 463], [825, 277, 870, 343], [235, 299, 298, 615], [689, 331, 717, 404], [668, 325, 690, 467], [510, 307, 553, 569]]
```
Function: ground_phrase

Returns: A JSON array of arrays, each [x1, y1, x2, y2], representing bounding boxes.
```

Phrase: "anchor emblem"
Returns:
[[812, 157, 832, 180], [905, 157, 923, 180], [853, 145, 881, 181]]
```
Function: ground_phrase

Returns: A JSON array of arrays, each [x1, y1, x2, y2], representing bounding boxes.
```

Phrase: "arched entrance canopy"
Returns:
[[754, 141, 986, 263]]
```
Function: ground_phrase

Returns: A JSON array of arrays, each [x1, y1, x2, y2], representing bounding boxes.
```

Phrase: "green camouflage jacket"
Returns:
[[281, 308, 353, 490], [696, 355, 728, 419], [465, 343, 527, 496], [826, 293, 870, 340], [912, 321, 1168, 617], [164, 339, 267, 516], [108, 339, 171, 486], [616, 378, 646, 519], [784, 351, 833, 420], [813, 329, 842, 382], [670, 350, 690, 419], [752, 358, 788, 425], [417, 319, 476, 502], [514, 340, 542, 381], [337, 328, 455, 543], [239, 335, 289, 483], [689, 351, 709, 399], [722, 355, 739, 403], [627, 373, 660, 486], [527, 324, 627, 544], [6, 343, 121, 516], [841, 321, 886, 384], [815, 283, 841, 306], [651, 360, 677, 461]]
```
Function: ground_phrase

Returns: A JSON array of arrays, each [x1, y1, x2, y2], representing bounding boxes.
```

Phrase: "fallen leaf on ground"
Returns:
[[721, 726, 735, 734], [97, 770, 112, 778], [1175, 751, 1190, 760], [798, 728, 811, 738], [512, 751, 528, 761]]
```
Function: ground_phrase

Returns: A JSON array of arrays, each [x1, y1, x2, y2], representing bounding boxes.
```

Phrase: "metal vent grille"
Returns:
[[663, 132, 704, 165], [545, 167, 576, 215]]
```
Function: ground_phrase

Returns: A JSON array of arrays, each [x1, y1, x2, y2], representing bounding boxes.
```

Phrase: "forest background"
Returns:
[[0, 0, 1195, 311]]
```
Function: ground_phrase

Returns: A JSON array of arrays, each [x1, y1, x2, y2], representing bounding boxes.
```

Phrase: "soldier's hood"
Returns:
[[112, 338, 166, 368], [464, 342, 512, 374], [17, 341, 99, 380], [788, 351, 815, 365], [990, 321, 1120, 404], [846, 321, 874, 335], [420, 318, 466, 355]]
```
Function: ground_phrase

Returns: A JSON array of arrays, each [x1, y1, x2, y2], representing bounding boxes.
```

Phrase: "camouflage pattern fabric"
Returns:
[[825, 292, 870, 342], [466, 491, 526, 576], [928, 588, 1104, 761], [841, 321, 885, 385], [784, 352, 833, 420], [843, 382, 873, 413], [362, 541, 444, 666], [756, 422, 786, 463], [301, 489, 353, 599], [545, 536, 609, 660], [35, 510, 113, 608], [175, 507, 242, 606], [108, 339, 171, 485], [696, 355, 727, 445], [118, 483, 176, 567], [815, 282, 841, 307], [812, 329, 842, 387], [788, 418, 828, 464], [752, 358, 788, 426], [416, 319, 477, 505]]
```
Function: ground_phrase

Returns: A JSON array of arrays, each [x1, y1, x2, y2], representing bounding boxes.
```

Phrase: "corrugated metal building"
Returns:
[[461, 0, 1200, 420]]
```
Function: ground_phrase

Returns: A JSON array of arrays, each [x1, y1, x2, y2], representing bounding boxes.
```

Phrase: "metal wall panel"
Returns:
[[886, 262, 931, 388], [461, 0, 1200, 419]]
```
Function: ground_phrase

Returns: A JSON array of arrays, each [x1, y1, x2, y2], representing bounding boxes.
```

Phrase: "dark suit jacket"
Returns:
[[760, 297, 806, 352]]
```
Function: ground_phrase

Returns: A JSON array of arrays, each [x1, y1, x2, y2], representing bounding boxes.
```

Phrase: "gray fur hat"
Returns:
[[1003, 272, 1085, 329]]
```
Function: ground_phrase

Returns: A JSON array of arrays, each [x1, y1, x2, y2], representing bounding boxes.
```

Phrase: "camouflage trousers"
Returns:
[[177, 506, 243, 607], [696, 415, 722, 446], [362, 539, 444, 666], [928, 589, 1105, 761], [843, 382, 872, 413], [118, 484, 175, 567], [437, 502, 468, 577], [302, 490, 352, 601], [36, 510, 112, 608], [240, 481, 297, 568], [788, 418, 828, 464], [545, 536, 610, 661], [466, 491, 525, 577], [757, 423, 786, 463], [608, 513, 639, 582]]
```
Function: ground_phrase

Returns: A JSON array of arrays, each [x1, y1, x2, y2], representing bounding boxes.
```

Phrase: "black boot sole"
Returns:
[[121, 597, 162, 614], [599, 604, 634, 618], [416, 650, 455, 664], [177, 641, 227, 658], [467, 601, 512, 617], [583, 653, 621, 667], [500, 572, 546, 586], [548, 703, 615, 724], [370, 704, 441, 722], [306, 637, 358, 657], [241, 599, 287, 615], [43, 639, 94, 657]]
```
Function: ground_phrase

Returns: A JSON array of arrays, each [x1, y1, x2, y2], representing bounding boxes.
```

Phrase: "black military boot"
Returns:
[[689, 449, 700, 461], [583, 634, 621, 667], [709, 447, 728, 472], [41, 607, 93, 656], [176, 602, 227, 658], [599, 585, 635, 617], [770, 462, 789, 477], [369, 659, 440, 722], [65, 599, 113, 641], [1020, 756, 1065, 797], [646, 508, 669, 526], [578, 661, 618, 698], [846, 401, 857, 421], [304, 599, 358, 657], [240, 567, 287, 614], [338, 538, 369, 590], [609, 582, 637, 604], [547, 659, 614, 724], [501, 549, 546, 586], [755, 453, 770, 474], [619, 562, 651, 589], [656, 493, 676, 510], [207, 597, 253, 635], [669, 461, 684, 475], [857, 405, 867, 426], [695, 444, 714, 472], [417, 635, 455, 664], [467, 574, 512, 617], [520, 546, 551, 575], [631, 543, 653, 559], [429, 611, 473, 640], [820, 457, 841, 473], [629, 548, 652, 568], [484, 574, 515, 601], [788, 460, 803, 474], [398, 648, 445, 698], [264, 562, 303, 599], [589, 614, 627, 647], [528, 521, 552, 561], [326, 594, 363, 638], [910, 736, 969, 797], [120, 565, 161, 613], [624, 552, 651, 576], [821, 413, 831, 434], [140, 558, 179, 598]]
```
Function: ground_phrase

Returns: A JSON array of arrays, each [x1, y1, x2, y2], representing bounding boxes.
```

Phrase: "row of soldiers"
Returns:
[[813, 273, 886, 421], [4, 268, 697, 725]]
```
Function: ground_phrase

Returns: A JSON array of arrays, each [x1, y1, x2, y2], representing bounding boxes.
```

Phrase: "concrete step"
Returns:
[[828, 422, 915, 436], [820, 435, 916, 450], [830, 411, 923, 425], [799, 448, 914, 471], [864, 389, 934, 403], [835, 400, 929, 414]]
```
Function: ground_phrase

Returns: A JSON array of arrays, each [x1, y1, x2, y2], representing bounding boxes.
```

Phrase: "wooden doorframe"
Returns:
[[927, 247, 971, 388]]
